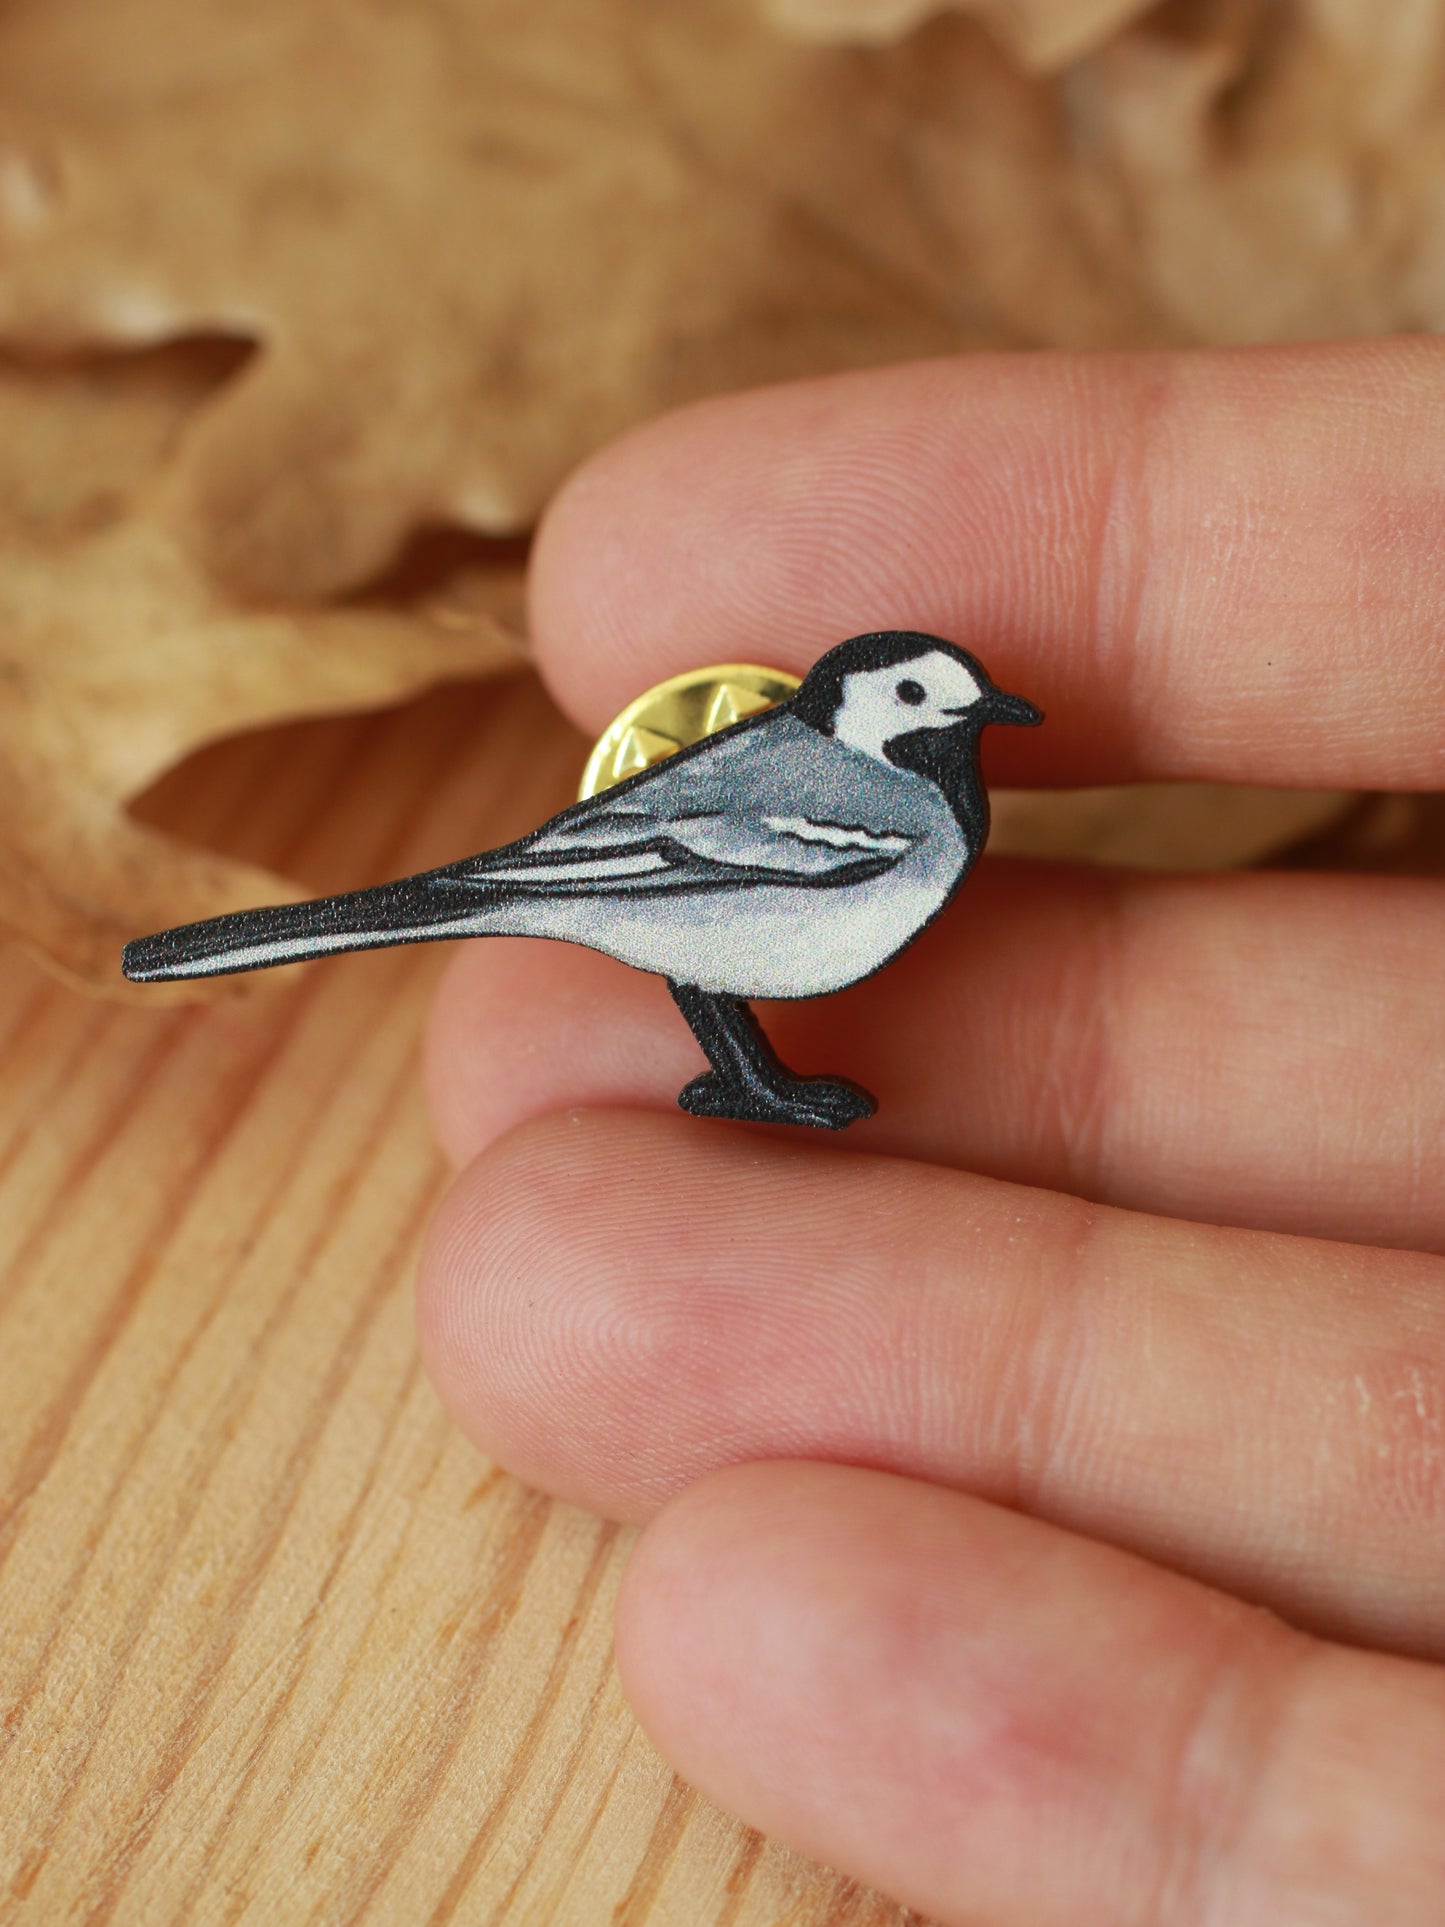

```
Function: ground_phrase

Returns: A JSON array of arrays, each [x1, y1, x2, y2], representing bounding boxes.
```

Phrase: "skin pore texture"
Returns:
[[418, 340, 1445, 1926]]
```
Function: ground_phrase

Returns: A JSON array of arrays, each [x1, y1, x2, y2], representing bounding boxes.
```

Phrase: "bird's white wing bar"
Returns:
[[760, 816, 911, 853], [661, 811, 912, 879], [455, 807, 916, 893]]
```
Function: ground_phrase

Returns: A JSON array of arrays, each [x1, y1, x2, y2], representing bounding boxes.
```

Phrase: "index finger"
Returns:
[[530, 338, 1445, 787]]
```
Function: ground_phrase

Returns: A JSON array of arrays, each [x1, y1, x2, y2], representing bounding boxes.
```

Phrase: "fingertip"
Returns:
[[413, 1112, 587, 1496], [527, 411, 701, 730], [614, 1461, 786, 1707], [615, 1462, 911, 1869], [412, 1111, 925, 1526], [612, 1462, 1143, 1917], [412, 1117, 616, 1518], [415, 1111, 729, 1523]]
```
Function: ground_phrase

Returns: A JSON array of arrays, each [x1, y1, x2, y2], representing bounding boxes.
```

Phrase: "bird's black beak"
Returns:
[[987, 688, 1043, 728]]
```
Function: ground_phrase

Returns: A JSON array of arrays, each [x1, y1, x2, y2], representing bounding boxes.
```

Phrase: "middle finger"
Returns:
[[426, 863, 1445, 1252]]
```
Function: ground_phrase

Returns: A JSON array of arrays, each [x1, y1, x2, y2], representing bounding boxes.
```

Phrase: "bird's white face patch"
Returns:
[[831, 651, 983, 761]]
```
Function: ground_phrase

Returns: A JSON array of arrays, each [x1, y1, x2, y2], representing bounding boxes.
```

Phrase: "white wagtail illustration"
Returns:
[[123, 632, 1042, 1128]]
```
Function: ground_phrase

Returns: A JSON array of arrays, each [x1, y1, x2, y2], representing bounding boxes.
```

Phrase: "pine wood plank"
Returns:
[[0, 674, 903, 1926]]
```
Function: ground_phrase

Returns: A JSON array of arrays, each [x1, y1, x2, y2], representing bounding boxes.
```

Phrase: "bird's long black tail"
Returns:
[[122, 865, 483, 984]]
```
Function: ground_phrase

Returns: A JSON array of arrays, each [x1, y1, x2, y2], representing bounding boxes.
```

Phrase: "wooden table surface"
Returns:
[[0, 674, 907, 1927]]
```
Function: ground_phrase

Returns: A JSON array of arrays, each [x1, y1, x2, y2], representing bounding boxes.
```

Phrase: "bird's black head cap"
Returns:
[[792, 631, 1041, 734], [792, 632, 947, 731]]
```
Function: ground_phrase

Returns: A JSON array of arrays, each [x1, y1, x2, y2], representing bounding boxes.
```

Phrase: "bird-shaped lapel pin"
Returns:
[[124, 632, 1042, 1129]]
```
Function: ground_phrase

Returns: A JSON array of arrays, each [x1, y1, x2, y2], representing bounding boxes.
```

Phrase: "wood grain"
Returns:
[[0, 674, 909, 1927]]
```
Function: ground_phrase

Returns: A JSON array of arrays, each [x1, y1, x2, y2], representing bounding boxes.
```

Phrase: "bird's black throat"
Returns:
[[882, 721, 991, 849]]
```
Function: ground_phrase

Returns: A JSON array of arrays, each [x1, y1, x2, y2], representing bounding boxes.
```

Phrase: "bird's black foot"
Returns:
[[667, 981, 878, 1130], [676, 1070, 876, 1131]]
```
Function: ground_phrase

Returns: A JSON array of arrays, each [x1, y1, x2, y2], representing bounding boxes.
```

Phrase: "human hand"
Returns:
[[417, 340, 1445, 1924]]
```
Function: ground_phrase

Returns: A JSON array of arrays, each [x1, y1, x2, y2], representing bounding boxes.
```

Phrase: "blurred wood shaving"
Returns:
[[756, 0, 1148, 69], [4, 0, 1439, 606], [991, 784, 1352, 869], [0, 0, 983, 601], [0, 344, 524, 999]]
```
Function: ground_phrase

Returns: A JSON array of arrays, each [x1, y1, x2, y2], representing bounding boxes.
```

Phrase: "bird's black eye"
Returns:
[[895, 678, 926, 705]]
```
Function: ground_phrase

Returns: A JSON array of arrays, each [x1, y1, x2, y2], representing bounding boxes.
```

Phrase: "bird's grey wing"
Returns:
[[440, 712, 926, 899], [444, 802, 909, 897], [444, 776, 907, 903]]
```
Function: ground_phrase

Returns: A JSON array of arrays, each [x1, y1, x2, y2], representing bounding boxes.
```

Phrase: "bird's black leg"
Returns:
[[667, 982, 876, 1130]]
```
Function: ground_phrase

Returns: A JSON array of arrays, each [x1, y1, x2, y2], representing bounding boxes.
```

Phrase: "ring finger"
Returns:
[[426, 862, 1445, 1252]]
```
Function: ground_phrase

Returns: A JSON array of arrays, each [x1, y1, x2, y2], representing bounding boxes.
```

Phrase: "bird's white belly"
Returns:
[[502, 860, 959, 999], [692, 874, 953, 997]]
